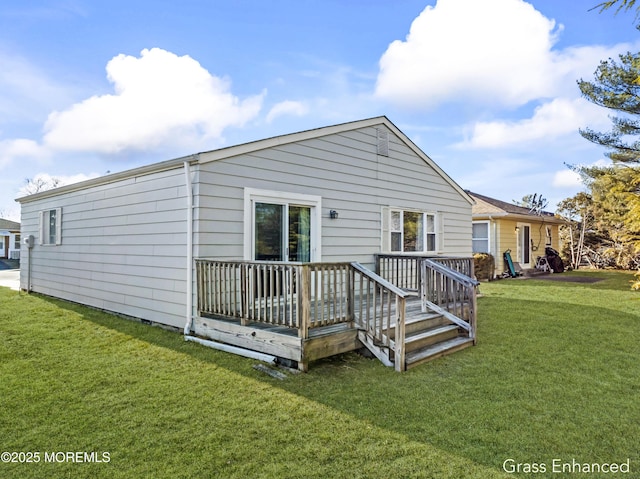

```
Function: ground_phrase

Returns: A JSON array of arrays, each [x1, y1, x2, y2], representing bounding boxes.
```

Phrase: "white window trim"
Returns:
[[387, 208, 438, 254], [472, 220, 491, 254], [243, 188, 322, 261], [517, 222, 532, 266], [39, 208, 62, 246]]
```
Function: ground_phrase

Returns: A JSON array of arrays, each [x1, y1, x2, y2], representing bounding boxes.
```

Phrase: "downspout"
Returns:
[[180, 159, 278, 364], [183, 160, 194, 335]]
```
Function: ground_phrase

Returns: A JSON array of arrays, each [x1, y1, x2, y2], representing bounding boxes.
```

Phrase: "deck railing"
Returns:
[[375, 254, 473, 291], [351, 262, 409, 371], [421, 258, 479, 339], [196, 259, 409, 367], [375, 254, 423, 290], [196, 257, 475, 370], [196, 260, 354, 338]]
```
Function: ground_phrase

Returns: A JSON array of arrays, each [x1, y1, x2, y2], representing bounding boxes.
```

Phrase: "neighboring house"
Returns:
[[468, 191, 564, 277], [17, 116, 477, 371], [0, 219, 21, 260]]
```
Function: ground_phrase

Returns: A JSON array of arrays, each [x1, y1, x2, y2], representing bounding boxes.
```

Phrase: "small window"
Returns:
[[390, 210, 436, 253], [472, 222, 490, 253], [14, 234, 20, 249], [40, 208, 62, 245], [546, 226, 552, 246]]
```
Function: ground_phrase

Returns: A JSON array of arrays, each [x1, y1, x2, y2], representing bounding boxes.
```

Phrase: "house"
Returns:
[[0, 219, 21, 260], [16, 116, 478, 371], [468, 191, 564, 277]]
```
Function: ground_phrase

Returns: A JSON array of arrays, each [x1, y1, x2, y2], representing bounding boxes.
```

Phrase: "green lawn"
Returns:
[[1, 271, 638, 478]]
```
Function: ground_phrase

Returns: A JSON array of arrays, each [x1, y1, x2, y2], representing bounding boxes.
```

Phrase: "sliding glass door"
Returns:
[[254, 202, 312, 262]]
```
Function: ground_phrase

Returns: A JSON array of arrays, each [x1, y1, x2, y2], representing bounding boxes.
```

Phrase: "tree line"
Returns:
[[556, 0, 640, 270]]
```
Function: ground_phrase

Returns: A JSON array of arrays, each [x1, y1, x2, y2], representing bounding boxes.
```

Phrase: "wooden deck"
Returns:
[[193, 256, 478, 371]]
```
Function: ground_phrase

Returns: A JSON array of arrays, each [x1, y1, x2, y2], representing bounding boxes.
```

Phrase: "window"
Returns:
[[472, 222, 490, 253], [40, 208, 62, 245], [14, 234, 20, 249], [254, 203, 311, 262], [244, 189, 321, 262], [390, 209, 436, 253]]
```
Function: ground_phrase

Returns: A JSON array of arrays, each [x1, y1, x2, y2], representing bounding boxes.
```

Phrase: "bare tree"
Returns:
[[22, 176, 61, 195]]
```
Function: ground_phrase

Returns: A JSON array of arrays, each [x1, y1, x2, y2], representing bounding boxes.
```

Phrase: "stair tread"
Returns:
[[405, 311, 443, 323], [405, 324, 459, 344], [405, 336, 474, 363]]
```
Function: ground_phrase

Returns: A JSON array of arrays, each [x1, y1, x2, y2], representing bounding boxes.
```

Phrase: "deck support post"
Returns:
[[240, 264, 249, 326], [394, 296, 406, 372], [298, 264, 311, 372], [347, 267, 354, 321], [299, 264, 311, 340], [470, 260, 478, 345]]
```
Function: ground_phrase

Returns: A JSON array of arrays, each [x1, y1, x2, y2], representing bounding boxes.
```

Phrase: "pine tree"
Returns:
[[578, 52, 640, 164]]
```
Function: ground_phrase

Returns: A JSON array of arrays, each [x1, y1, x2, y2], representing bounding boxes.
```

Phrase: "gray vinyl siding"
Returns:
[[17, 119, 471, 329], [195, 125, 471, 269], [20, 167, 188, 328]]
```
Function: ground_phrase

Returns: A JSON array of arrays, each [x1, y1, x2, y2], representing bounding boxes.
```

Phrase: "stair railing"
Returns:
[[421, 258, 479, 341], [350, 262, 410, 371]]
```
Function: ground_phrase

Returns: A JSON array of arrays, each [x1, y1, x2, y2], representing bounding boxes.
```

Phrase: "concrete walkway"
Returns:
[[0, 269, 20, 291]]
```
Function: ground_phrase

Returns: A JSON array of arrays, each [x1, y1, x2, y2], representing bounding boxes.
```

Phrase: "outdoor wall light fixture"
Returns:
[[329, 210, 339, 219], [515, 226, 520, 233]]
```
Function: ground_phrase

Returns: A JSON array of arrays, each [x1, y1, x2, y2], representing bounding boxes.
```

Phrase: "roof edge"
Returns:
[[473, 212, 566, 224], [197, 116, 390, 163], [197, 115, 473, 205], [16, 155, 198, 204], [15, 116, 473, 207], [383, 119, 473, 205]]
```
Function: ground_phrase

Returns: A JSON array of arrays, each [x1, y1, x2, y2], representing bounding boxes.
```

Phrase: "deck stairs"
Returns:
[[357, 293, 475, 371], [195, 257, 477, 372]]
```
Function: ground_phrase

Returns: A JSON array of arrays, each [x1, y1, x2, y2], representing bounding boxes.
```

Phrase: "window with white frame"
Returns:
[[40, 208, 62, 245], [390, 209, 436, 253], [244, 189, 321, 262], [472, 221, 490, 253]]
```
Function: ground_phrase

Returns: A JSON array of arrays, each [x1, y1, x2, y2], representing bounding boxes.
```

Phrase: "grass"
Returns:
[[0, 270, 638, 478]]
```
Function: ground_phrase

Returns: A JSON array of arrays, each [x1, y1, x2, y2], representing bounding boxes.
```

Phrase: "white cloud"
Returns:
[[42, 48, 264, 154], [0, 139, 49, 169], [551, 159, 609, 188], [376, 0, 561, 108], [266, 100, 309, 123], [552, 169, 582, 188], [459, 97, 610, 148], [374, 0, 640, 110]]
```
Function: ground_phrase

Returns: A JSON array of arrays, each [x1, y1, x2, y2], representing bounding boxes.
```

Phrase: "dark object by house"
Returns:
[[545, 247, 564, 273]]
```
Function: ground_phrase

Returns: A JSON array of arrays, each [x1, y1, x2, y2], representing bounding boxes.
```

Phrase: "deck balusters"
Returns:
[[195, 255, 477, 371]]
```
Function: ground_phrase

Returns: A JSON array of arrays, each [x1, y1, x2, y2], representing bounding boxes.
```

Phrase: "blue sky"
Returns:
[[1, 0, 639, 221]]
